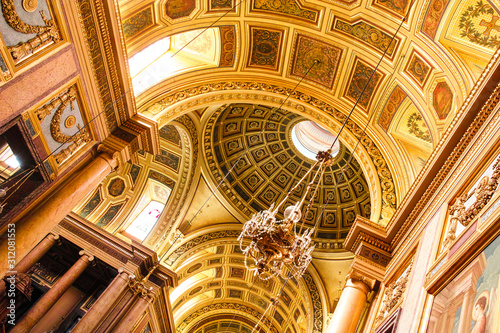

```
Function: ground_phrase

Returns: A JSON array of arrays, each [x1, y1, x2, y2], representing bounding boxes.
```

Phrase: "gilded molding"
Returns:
[[75, 0, 128, 131], [179, 302, 278, 333], [48, 86, 90, 144], [152, 115, 198, 250], [352, 231, 391, 253], [303, 271, 324, 333], [1, 0, 60, 61]]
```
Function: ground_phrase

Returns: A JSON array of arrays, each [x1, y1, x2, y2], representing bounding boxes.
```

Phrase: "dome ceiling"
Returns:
[[204, 103, 371, 246]]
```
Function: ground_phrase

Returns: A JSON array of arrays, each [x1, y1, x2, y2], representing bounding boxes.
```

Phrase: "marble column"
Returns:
[[112, 287, 153, 333], [0, 151, 117, 278], [0, 233, 59, 295], [71, 270, 130, 333], [11, 251, 94, 333], [327, 278, 371, 333]]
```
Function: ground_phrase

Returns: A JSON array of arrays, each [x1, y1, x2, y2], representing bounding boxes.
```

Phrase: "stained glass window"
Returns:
[[126, 200, 165, 240]]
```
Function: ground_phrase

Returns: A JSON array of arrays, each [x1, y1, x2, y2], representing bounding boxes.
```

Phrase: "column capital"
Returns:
[[96, 144, 120, 169], [79, 250, 95, 263], [48, 233, 61, 245], [345, 270, 375, 292]]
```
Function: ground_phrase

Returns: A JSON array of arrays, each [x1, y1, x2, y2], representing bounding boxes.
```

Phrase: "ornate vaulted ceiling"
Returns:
[[75, 0, 500, 331], [166, 230, 323, 332]]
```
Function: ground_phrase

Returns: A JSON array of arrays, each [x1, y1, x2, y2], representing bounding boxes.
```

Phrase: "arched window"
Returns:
[[128, 28, 220, 96], [125, 200, 165, 240]]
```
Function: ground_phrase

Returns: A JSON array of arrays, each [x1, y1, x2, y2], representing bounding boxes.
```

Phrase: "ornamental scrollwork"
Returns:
[[374, 259, 413, 328], [48, 86, 89, 144], [178, 303, 279, 333], [443, 155, 500, 249], [35, 85, 91, 164], [1, 0, 60, 62]]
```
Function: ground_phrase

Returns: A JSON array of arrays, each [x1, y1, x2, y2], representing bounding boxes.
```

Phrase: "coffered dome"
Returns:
[[204, 103, 371, 248]]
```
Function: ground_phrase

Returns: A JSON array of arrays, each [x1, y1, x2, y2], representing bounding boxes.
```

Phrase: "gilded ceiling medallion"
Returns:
[[22, 0, 38, 12], [64, 115, 76, 128]]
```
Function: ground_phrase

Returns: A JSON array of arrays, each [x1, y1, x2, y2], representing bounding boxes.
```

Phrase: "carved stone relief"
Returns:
[[374, 258, 413, 328], [33, 84, 91, 165], [0, 0, 61, 63], [443, 155, 500, 249]]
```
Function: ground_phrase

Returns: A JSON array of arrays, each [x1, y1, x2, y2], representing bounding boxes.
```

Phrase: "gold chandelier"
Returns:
[[238, 149, 335, 280]]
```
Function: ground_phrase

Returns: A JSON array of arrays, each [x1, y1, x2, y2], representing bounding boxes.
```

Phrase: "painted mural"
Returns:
[[290, 34, 343, 89], [379, 85, 407, 131], [210, 0, 232, 10], [427, 234, 500, 333], [345, 59, 383, 111], [405, 51, 432, 87], [251, 0, 319, 23], [433, 81, 453, 120], [458, 0, 500, 49], [122, 7, 154, 40], [220, 26, 236, 67], [406, 112, 432, 143], [333, 19, 398, 58], [422, 0, 451, 38], [165, 0, 195, 19], [247, 27, 283, 70], [374, 0, 409, 16]]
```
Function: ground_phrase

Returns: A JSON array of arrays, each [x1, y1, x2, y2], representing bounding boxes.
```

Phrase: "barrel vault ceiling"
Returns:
[[75, 0, 500, 331]]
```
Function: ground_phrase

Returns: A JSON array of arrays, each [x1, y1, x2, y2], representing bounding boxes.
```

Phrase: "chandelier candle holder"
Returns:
[[238, 149, 335, 280]]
